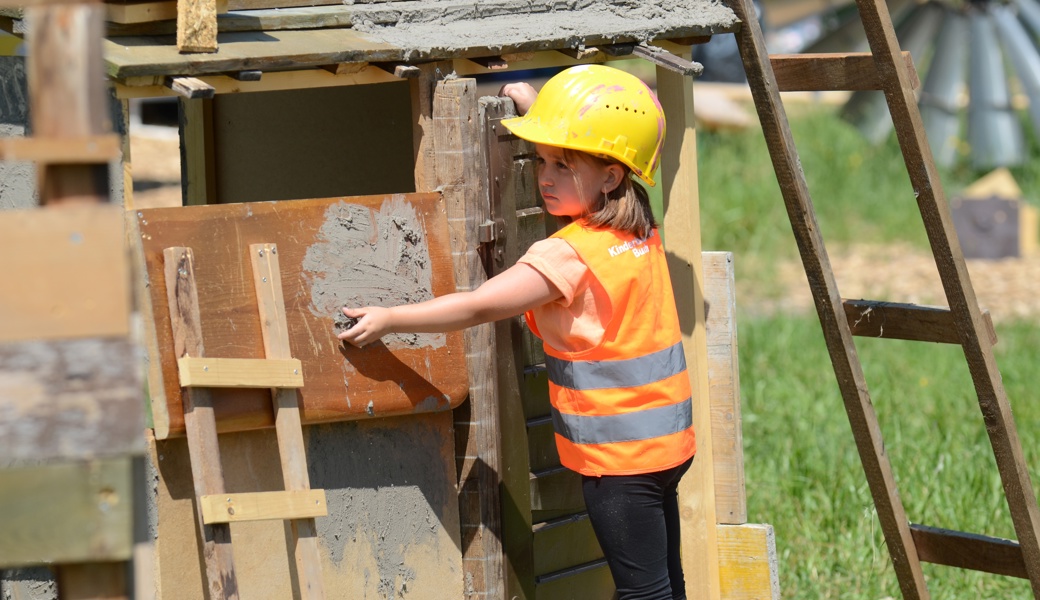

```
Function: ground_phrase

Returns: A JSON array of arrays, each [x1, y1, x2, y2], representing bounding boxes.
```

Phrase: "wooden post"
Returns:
[[432, 77, 506, 599], [656, 62, 722, 600]]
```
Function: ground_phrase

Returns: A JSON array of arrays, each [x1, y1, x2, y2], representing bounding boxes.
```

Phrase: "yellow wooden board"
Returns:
[[134, 192, 468, 438], [177, 356, 303, 388], [717, 523, 780, 600], [199, 489, 327, 524]]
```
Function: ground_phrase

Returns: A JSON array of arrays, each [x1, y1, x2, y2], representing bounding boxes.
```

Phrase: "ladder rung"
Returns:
[[200, 490, 328, 524], [177, 356, 304, 388], [911, 523, 1027, 579], [771, 51, 919, 92], [843, 300, 997, 346]]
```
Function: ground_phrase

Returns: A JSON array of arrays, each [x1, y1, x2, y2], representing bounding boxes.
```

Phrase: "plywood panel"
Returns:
[[134, 192, 467, 438]]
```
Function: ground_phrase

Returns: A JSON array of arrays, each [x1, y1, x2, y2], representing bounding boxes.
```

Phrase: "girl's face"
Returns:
[[534, 144, 618, 218]]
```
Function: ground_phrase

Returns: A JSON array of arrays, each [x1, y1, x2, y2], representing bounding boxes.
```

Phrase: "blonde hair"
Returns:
[[561, 149, 657, 239]]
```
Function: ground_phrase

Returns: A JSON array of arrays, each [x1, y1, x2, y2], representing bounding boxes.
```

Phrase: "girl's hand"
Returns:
[[499, 82, 537, 115], [337, 306, 392, 348]]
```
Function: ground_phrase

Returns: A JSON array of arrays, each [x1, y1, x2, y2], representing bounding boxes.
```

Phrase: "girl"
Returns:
[[337, 64, 696, 600]]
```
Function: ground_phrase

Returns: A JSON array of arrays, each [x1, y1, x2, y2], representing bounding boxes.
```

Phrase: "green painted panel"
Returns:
[[536, 559, 614, 600], [527, 416, 560, 472], [521, 365, 550, 420], [529, 466, 583, 513], [532, 512, 603, 576]]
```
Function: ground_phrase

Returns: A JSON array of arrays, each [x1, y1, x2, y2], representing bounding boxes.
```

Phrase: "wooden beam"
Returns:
[[177, 357, 304, 389], [106, 0, 177, 24], [0, 205, 130, 343], [771, 51, 920, 92], [177, 0, 218, 53], [657, 55, 722, 600], [249, 241, 326, 600], [178, 96, 216, 205], [910, 523, 1028, 579], [0, 458, 134, 568], [166, 75, 216, 99], [199, 490, 328, 524], [467, 55, 509, 70], [717, 523, 780, 600], [704, 252, 746, 525], [230, 70, 261, 81], [163, 246, 240, 600], [0, 134, 120, 163], [632, 44, 704, 76], [376, 62, 421, 78], [843, 299, 998, 346]]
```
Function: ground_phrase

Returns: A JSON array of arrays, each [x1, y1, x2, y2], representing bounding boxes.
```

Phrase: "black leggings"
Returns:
[[581, 456, 694, 600]]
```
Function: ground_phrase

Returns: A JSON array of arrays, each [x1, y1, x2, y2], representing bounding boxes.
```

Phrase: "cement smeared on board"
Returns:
[[303, 196, 444, 350]]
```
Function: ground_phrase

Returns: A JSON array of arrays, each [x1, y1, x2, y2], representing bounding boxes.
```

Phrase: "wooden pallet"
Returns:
[[726, 0, 1040, 595]]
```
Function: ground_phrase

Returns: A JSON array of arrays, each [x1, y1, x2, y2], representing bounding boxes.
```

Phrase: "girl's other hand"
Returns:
[[499, 82, 537, 115], [337, 306, 391, 348]]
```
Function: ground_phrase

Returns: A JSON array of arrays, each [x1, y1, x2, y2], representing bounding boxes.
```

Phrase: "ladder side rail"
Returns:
[[853, 0, 1040, 594], [722, 0, 930, 596]]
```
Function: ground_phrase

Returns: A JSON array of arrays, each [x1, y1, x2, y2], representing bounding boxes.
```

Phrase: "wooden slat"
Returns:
[[724, 0, 930, 595], [534, 559, 613, 600], [843, 299, 998, 345], [0, 457, 134, 568], [107, 0, 176, 24], [704, 252, 746, 525], [855, 0, 1040, 591], [532, 513, 603, 577], [529, 467, 583, 513], [199, 490, 328, 524], [910, 524, 1028, 579], [0, 205, 130, 343], [177, 0, 218, 53], [177, 357, 304, 388], [526, 416, 559, 472], [0, 134, 120, 163], [657, 55, 721, 600], [179, 95, 215, 205], [717, 524, 781, 600], [632, 43, 704, 76], [771, 51, 919, 91], [166, 75, 215, 99], [163, 246, 239, 600], [249, 241, 325, 599]]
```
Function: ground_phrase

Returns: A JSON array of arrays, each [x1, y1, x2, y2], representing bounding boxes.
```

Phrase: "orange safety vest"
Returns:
[[525, 221, 696, 477]]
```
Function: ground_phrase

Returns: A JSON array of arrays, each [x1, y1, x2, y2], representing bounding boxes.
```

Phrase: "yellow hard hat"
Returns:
[[502, 64, 666, 186]]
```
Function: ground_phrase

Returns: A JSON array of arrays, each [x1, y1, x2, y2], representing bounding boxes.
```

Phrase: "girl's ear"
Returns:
[[602, 163, 626, 194]]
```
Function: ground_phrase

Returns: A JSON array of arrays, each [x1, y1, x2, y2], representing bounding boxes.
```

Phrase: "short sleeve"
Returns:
[[516, 237, 590, 306]]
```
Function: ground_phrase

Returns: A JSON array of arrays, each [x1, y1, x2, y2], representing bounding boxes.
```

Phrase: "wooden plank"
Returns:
[[177, 357, 304, 388], [532, 513, 603, 577], [0, 205, 130, 343], [771, 51, 919, 92], [433, 76, 505, 599], [178, 96, 215, 205], [163, 246, 240, 600], [0, 457, 134, 568], [534, 559, 613, 600], [0, 134, 120, 163], [724, 0, 931, 595], [178, 0, 218, 53], [106, 0, 176, 24], [843, 299, 998, 346], [656, 56, 721, 600], [249, 241, 325, 600], [526, 416, 559, 472], [0, 337, 143, 463], [165, 75, 216, 99], [56, 562, 129, 600], [717, 523, 780, 600], [632, 43, 704, 76], [136, 194, 467, 438], [910, 524, 1027, 579], [856, 0, 1040, 591], [703, 252, 746, 525], [529, 467, 583, 513], [199, 490, 328, 524]]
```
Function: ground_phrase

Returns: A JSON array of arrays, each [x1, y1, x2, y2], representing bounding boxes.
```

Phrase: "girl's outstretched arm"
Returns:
[[337, 263, 560, 347]]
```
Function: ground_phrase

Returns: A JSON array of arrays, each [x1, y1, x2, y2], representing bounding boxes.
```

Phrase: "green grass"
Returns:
[[740, 315, 1040, 599], [694, 105, 1040, 598]]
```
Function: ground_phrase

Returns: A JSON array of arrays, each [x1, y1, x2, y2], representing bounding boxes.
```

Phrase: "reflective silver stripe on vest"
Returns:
[[551, 398, 693, 445], [545, 341, 687, 390]]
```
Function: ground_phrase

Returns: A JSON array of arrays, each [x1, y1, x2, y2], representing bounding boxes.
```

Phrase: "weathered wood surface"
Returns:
[[843, 299, 998, 345], [726, 0, 930, 594], [0, 457, 134, 568], [657, 59, 721, 600], [177, 0, 218, 53], [0, 205, 129, 344], [703, 252, 746, 526], [531, 513, 602, 577], [717, 523, 780, 600], [771, 51, 919, 91], [135, 193, 467, 439], [534, 560, 613, 599], [249, 241, 325, 600], [164, 246, 240, 600], [910, 524, 1028, 579]]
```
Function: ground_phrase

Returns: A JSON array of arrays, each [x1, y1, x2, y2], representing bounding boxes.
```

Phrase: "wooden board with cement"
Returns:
[[134, 192, 468, 439]]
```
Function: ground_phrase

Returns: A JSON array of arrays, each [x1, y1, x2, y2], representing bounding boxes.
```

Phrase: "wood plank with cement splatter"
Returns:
[[134, 192, 467, 439]]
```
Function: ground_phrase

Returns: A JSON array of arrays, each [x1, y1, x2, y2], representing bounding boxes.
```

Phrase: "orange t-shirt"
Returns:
[[516, 237, 613, 353]]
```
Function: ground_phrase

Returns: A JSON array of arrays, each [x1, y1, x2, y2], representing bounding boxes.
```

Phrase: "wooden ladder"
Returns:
[[163, 243, 328, 600], [725, 0, 1040, 596]]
